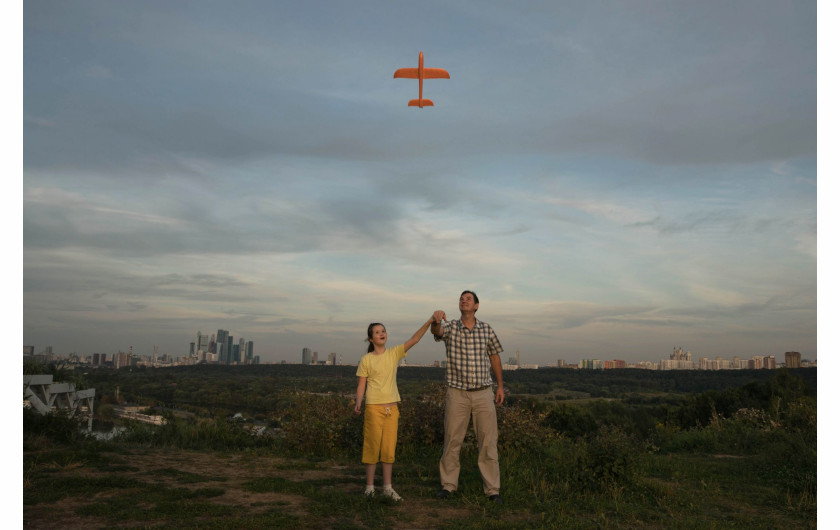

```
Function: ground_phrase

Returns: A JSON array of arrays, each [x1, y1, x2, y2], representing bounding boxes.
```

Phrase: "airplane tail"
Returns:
[[409, 99, 434, 107]]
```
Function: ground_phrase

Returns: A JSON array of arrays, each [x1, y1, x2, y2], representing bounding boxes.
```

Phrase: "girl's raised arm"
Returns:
[[403, 315, 435, 352]]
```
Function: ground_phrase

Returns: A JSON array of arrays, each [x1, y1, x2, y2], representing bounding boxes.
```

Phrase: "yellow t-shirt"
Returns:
[[356, 344, 406, 404]]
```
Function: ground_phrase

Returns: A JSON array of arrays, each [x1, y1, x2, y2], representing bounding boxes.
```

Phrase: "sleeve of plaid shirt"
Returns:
[[485, 325, 503, 357], [434, 319, 452, 342]]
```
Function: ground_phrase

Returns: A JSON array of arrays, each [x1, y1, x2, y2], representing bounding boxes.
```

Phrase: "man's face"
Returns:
[[459, 293, 478, 313]]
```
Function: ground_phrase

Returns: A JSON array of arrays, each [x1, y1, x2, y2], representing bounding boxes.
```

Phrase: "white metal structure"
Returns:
[[24, 374, 96, 430]]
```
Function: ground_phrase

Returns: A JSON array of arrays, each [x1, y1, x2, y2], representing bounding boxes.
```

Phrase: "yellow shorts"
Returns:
[[362, 404, 400, 464]]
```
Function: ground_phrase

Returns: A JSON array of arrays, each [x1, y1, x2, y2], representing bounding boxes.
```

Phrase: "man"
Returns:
[[431, 290, 504, 504]]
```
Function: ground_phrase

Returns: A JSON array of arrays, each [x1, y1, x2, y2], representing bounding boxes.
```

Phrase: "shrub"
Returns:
[[543, 404, 598, 438], [274, 391, 359, 457], [23, 407, 91, 446], [497, 404, 559, 454], [781, 397, 817, 436], [573, 425, 642, 490], [398, 384, 447, 449], [118, 416, 274, 451]]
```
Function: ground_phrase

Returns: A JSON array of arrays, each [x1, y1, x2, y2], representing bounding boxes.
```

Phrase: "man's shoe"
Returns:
[[489, 494, 503, 504], [436, 489, 451, 499]]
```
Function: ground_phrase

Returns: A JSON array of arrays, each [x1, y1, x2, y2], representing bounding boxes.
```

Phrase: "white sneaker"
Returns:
[[364, 486, 375, 497], [382, 487, 403, 501]]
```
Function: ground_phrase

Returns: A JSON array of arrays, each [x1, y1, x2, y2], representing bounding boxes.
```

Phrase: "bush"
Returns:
[[23, 408, 91, 446], [497, 404, 559, 454], [398, 384, 447, 449], [781, 397, 817, 436], [572, 425, 642, 490], [274, 392, 360, 457], [119, 416, 274, 451], [399, 384, 558, 457]]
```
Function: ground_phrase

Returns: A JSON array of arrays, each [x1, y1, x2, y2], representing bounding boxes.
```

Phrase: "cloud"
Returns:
[[21, 1, 816, 362]]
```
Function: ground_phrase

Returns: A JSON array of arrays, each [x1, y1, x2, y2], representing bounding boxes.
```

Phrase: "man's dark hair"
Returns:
[[461, 290, 479, 305]]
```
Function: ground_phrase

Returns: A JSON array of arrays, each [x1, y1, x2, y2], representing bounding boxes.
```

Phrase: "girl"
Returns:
[[355, 316, 435, 500]]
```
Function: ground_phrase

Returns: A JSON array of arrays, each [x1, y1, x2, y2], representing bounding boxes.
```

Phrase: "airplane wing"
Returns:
[[394, 68, 419, 79], [423, 68, 450, 79]]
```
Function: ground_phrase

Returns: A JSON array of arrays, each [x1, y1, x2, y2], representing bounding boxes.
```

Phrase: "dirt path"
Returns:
[[24, 448, 475, 529]]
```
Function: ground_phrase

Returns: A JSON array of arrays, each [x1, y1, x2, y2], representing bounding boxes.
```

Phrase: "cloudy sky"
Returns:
[[22, 1, 817, 365]]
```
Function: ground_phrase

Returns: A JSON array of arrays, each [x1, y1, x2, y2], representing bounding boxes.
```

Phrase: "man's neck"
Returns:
[[460, 313, 477, 329]]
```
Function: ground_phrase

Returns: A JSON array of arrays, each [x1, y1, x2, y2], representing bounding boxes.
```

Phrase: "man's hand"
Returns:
[[431, 310, 446, 337], [495, 386, 505, 405]]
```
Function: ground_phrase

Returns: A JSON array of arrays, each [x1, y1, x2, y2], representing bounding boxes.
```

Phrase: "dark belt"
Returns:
[[465, 385, 491, 392]]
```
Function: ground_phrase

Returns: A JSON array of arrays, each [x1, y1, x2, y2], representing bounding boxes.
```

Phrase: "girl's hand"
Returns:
[[354, 403, 362, 415]]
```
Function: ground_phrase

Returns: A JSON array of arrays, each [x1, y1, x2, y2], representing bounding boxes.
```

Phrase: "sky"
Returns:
[[21, 0, 818, 366]]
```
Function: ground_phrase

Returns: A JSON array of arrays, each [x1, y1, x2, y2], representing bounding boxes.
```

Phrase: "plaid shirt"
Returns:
[[435, 318, 503, 390]]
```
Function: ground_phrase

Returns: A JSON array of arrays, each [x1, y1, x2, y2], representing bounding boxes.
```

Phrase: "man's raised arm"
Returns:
[[431, 310, 447, 337]]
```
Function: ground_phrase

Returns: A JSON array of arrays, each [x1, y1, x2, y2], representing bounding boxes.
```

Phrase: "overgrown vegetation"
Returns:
[[24, 366, 816, 528]]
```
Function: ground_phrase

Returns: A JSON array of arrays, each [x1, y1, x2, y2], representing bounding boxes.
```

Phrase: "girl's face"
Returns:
[[370, 325, 387, 347]]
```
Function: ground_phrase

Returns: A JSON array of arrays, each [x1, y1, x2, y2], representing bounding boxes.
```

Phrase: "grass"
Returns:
[[23, 440, 815, 529], [22, 371, 816, 528]]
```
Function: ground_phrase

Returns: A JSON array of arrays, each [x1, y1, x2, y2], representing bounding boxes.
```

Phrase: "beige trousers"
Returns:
[[439, 387, 500, 495]]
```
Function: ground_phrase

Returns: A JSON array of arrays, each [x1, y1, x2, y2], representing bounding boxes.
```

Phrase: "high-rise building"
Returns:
[[785, 351, 802, 368], [115, 350, 132, 369], [302, 347, 312, 365], [246, 341, 254, 363], [580, 359, 604, 369], [196, 332, 209, 353], [328, 352, 336, 365], [671, 347, 692, 361], [23, 346, 35, 356], [216, 329, 229, 364]]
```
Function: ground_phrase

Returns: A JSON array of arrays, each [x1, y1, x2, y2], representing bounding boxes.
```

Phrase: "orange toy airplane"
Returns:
[[393, 51, 450, 108]]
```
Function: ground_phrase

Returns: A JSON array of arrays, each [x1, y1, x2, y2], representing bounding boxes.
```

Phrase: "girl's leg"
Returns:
[[382, 462, 392, 485], [362, 406, 384, 495], [366, 463, 376, 487], [380, 406, 402, 500]]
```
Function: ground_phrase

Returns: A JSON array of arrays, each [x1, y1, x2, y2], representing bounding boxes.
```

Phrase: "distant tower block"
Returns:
[[785, 351, 802, 368]]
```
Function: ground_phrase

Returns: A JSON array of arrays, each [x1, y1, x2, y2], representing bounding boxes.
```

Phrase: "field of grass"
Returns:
[[23, 366, 816, 528], [23, 441, 814, 528]]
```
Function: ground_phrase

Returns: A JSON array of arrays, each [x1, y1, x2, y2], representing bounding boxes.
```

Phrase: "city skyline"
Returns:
[[22, 2, 817, 366], [23, 337, 812, 370]]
